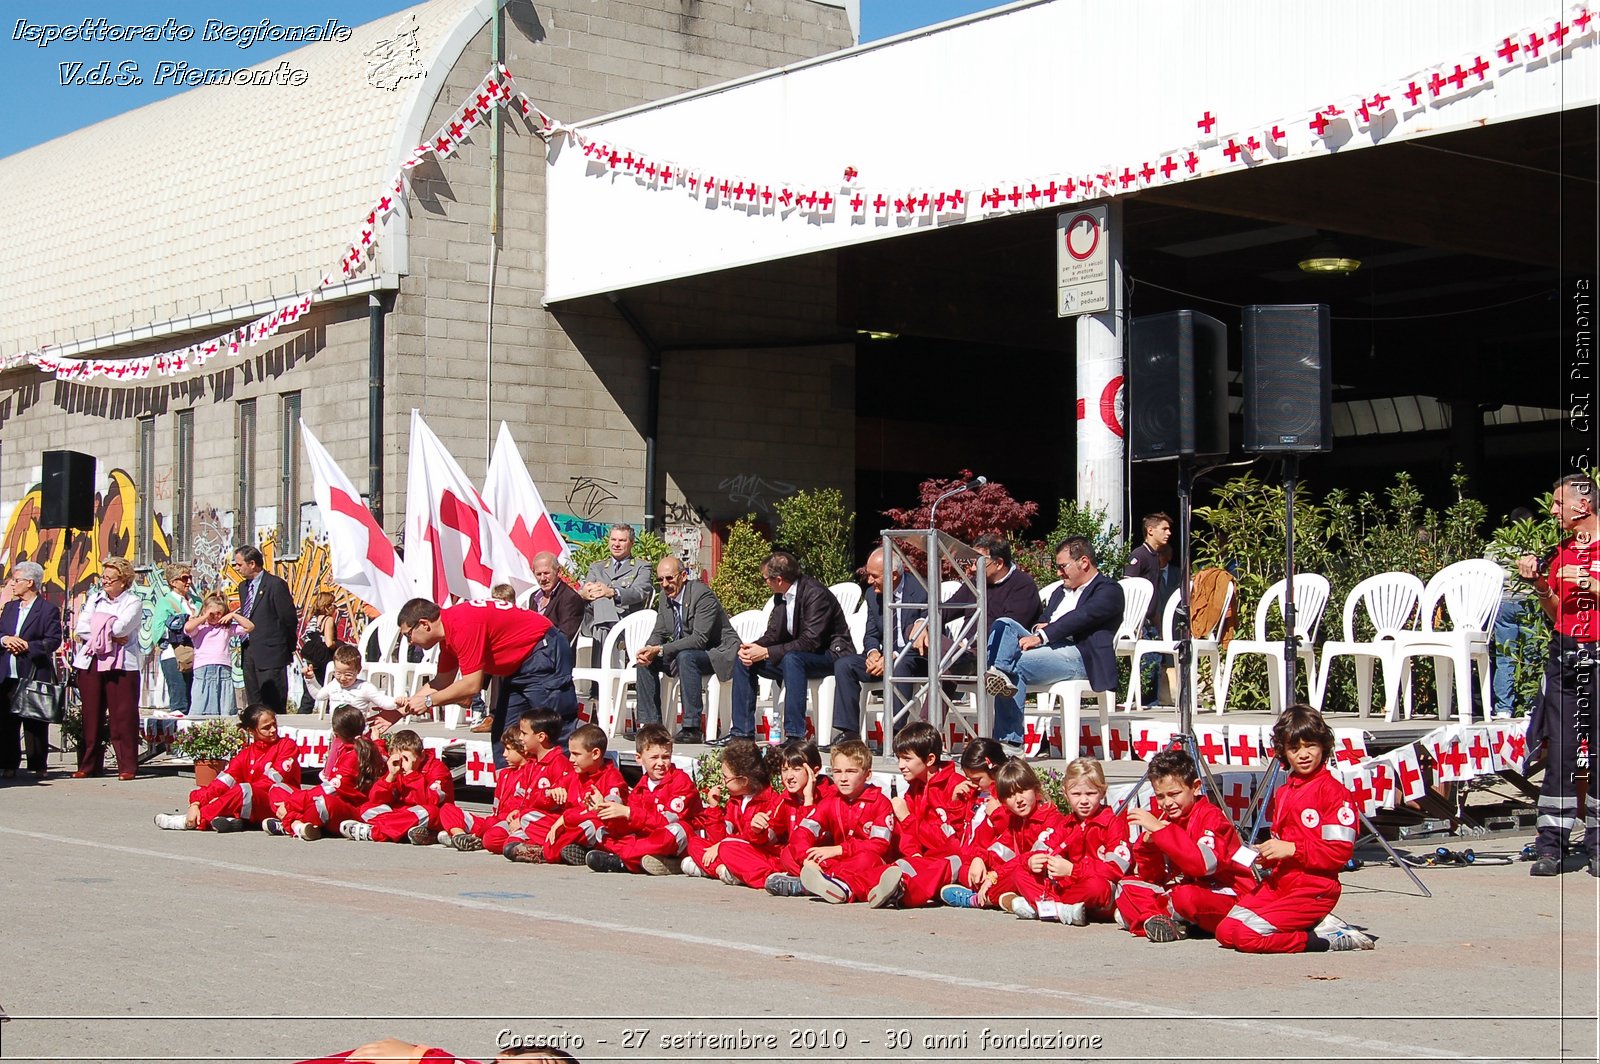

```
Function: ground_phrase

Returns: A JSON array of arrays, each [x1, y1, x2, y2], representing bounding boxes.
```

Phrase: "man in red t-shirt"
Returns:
[[398, 597, 578, 765], [1517, 473, 1600, 877]]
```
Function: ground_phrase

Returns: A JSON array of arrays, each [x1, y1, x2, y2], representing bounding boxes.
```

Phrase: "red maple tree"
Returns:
[[883, 469, 1039, 543]]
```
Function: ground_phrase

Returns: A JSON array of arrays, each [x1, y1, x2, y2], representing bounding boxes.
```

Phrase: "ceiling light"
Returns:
[[1298, 237, 1360, 275], [856, 330, 899, 341]]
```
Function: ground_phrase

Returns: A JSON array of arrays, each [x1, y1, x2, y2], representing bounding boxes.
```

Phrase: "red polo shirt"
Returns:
[[1548, 536, 1600, 640], [436, 600, 553, 677]]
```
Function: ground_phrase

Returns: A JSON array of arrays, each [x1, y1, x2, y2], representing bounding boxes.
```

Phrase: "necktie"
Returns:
[[612, 559, 623, 577], [671, 598, 684, 640], [240, 577, 257, 618]]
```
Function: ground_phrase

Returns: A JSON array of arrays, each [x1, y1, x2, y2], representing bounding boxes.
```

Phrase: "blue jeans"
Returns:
[[730, 650, 833, 739], [635, 649, 713, 730], [1492, 598, 1531, 716], [190, 664, 234, 717], [159, 655, 191, 714], [989, 618, 1086, 745]]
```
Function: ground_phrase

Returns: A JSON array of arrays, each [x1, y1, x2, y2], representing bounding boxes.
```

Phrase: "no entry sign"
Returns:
[[1057, 206, 1110, 316]]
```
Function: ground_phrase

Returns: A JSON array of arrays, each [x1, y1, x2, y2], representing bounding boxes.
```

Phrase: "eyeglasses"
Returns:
[[1055, 561, 1076, 573]]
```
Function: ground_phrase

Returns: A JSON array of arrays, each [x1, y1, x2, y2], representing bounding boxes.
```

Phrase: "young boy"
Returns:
[[1115, 748, 1252, 942], [770, 738, 898, 903], [302, 643, 399, 720], [341, 730, 454, 843], [437, 725, 535, 854], [1216, 704, 1374, 952], [865, 722, 971, 909], [543, 723, 631, 864], [585, 723, 701, 875], [500, 708, 578, 863]]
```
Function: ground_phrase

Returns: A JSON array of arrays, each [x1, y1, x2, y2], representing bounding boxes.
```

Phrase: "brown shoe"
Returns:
[[469, 717, 494, 734], [119, 772, 137, 781]]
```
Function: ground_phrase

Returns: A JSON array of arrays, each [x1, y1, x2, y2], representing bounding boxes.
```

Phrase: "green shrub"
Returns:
[[710, 516, 773, 615], [773, 487, 856, 586], [568, 527, 672, 578], [1486, 495, 1560, 713]]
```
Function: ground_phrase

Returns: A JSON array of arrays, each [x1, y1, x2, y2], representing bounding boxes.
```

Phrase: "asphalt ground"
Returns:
[[1, 760, 1596, 1064]]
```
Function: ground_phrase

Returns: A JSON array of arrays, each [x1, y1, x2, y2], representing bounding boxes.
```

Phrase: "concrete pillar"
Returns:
[[1075, 200, 1125, 536]]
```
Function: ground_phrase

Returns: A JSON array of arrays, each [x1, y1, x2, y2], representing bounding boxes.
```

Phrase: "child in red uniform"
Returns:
[[865, 722, 971, 909], [1005, 757, 1130, 924], [263, 706, 384, 841], [543, 724, 629, 865], [437, 724, 534, 854], [154, 704, 300, 832], [340, 730, 454, 843], [941, 758, 1066, 910], [585, 724, 701, 875], [682, 738, 782, 885], [1115, 748, 1252, 942], [718, 739, 831, 890], [768, 738, 897, 902], [1216, 704, 1374, 952], [498, 709, 577, 862], [944, 737, 1006, 892]]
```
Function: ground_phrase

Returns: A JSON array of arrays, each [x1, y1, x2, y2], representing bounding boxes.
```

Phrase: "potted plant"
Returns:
[[171, 719, 246, 786]]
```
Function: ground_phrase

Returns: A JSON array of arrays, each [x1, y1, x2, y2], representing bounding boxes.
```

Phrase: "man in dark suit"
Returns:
[[233, 545, 298, 713], [633, 556, 741, 743], [721, 550, 853, 745], [0, 561, 64, 778], [529, 551, 584, 646], [831, 548, 927, 746], [984, 536, 1124, 753]]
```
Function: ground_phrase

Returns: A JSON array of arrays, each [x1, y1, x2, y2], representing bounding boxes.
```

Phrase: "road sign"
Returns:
[[1058, 206, 1110, 317]]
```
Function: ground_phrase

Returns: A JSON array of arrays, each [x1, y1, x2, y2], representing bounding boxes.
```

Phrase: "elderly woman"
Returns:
[[1, 561, 64, 780], [73, 557, 144, 780], [156, 564, 202, 715]]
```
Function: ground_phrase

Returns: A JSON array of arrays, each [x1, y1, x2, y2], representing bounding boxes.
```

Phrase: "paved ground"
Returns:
[[1, 753, 1596, 1064]]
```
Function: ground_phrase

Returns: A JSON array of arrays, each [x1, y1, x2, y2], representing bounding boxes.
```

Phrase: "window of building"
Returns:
[[237, 400, 256, 538], [174, 409, 193, 562], [279, 392, 302, 555], [137, 416, 154, 566]]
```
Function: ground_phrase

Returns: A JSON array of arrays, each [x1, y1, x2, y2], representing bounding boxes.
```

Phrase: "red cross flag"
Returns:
[[1107, 721, 1132, 761], [1422, 725, 1470, 783], [1195, 725, 1228, 766], [484, 420, 573, 574], [301, 421, 414, 616], [1332, 728, 1368, 766], [1332, 760, 1383, 817], [1495, 720, 1529, 770], [1383, 744, 1426, 804], [404, 410, 536, 604], [1227, 724, 1264, 767]]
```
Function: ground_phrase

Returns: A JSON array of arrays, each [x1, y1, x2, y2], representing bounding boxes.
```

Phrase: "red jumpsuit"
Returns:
[[280, 740, 386, 834], [686, 788, 784, 877], [1114, 798, 1251, 936], [1024, 805, 1131, 915], [357, 751, 455, 842], [985, 803, 1069, 901], [484, 748, 575, 853], [596, 765, 702, 871], [786, 783, 898, 901], [1216, 767, 1356, 953], [189, 736, 302, 829], [543, 760, 630, 862], [718, 778, 836, 887], [877, 762, 971, 907], [438, 761, 536, 854]]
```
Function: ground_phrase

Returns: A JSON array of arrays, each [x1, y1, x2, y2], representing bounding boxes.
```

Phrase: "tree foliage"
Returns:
[[710, 516, 774, 616], [773, 487, 856, 586], [883, 469, 1038, 544]]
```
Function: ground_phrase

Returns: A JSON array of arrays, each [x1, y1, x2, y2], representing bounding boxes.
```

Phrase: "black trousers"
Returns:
[[1532, 634, 1598, 858], [0, 679, 49, 773], [241, 647, 289, 715]]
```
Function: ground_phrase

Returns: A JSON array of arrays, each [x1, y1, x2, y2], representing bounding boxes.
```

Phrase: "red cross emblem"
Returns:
[[1222, 782, 1251, 819], [1445, 64, 1469, 90], [1347, 773, 1374, 811], [1309, 112, 1331, 137], [1119, 167, 1137, 187], [1229, 734, 1258, 764], [850, 193, 864, 212], [1197, 732, 1226, 764], [1505, 732, 1528, 761], [1335, 737, 1364, 765], [661, 165, 674, 183], [1428, 71, 1448, 96], [1468, 56, 1490, 81], [1183, 152, 1199, 173], [819, 191, 834, 212], [1497, 36, 1520, 63], [329, 488, 396, 576], [1550, 20, 1571, 47], [449, 121, 464, 139], [1108, 727, 1130, 760], [1576, 9, 1593, 34], [1439, 743, 1468, 777], [1368, 764, 1394, 805], [1197, 111, 1217, 134], [1467, 733, 1492, 770], [1130, 728, 1160, 760], [1222, 138, 1243, 162], [1397, 758, 1423, 798], [1159, 156, 1177, 179], [312, 734, 329, 760], [1269, 125, 1286, 143], [843, 166, 858, 182], [1078, 723, 1103, 758], [1138, 160, 1156, 183], [1403, 80, 1424, 105]]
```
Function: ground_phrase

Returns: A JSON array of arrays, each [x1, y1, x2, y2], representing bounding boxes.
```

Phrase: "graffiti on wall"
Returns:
[[718, 473, 796, 515], [0, 468, 171, 600], [566, 475, 619, 519]]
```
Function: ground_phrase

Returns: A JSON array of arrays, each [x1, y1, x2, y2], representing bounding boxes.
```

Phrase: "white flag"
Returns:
[[484, 422, 572, 573], [300, 422, 412, 614]]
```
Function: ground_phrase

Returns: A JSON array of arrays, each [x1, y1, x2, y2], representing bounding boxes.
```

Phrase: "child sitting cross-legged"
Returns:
[[767, 738, 897, 902], [542, 723, 629, 865], [681, 738, 783, 885], [941, 757, 1064, 911], [340, 729, 454, 843], [862, 722, 972, 909], [1115, 748, 1253, 942], [1215, 704, 1374, 952], [433, 724, 535, 855], [1003, 756, 1131, 924], [716, 739, 833, 890], [155, 703, 299, 832], [585, 723, 702, 875], [263, 706, 385, 841], [496, 709, 578, 862]]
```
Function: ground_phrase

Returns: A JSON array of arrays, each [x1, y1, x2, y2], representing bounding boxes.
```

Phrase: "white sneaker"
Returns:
[[1001, 892, 1038, 919], [1320, 925, 1375, 951], [717, 865, 741, 886], [153, 812, 190, 831], [1314, 913, 1351, 936], [1057, 901, 1089, 926], [340, 821, 373, 842], [681, 855, 709, 878], [296, 822, 324, 842], [641, 855, 683, 876]]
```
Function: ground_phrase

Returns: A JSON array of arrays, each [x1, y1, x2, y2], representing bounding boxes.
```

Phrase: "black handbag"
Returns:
[[11, 660, 66, 724]]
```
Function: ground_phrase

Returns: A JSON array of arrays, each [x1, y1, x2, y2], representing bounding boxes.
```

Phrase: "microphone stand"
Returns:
[[928, 478, 978, 531]]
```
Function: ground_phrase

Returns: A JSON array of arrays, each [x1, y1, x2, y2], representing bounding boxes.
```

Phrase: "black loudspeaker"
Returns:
[[41, 450, 96, 530], [1243, 304, 1332, 453], [1129, 310, 1230, 461]]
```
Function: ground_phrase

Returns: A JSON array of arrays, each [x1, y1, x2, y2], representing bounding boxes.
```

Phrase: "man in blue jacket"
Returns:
[[984, 536, 1123, 753]]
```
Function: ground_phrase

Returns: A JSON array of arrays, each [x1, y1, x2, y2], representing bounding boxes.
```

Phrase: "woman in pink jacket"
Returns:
[[72, 558, 144, 780]]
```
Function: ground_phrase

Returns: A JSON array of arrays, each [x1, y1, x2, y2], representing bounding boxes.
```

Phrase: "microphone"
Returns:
[[968, 475, 988, 491], [929, 474, 986, 530]]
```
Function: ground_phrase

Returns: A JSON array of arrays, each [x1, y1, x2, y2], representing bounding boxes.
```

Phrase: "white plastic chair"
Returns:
[[1126, 575, 1234, 713], [571, 609, 657, 737], [1039, 577, 1150, 758], [829, 581, 864, 617], [809, 606, 870, 745], [695, 609, 768, 742], [1037, 579, 1063, 604], [1310, 572, 1424, 718], [1216, 574, 1332, 714], [939, 579, 961, 602], [1392, 560, 1503, 724]]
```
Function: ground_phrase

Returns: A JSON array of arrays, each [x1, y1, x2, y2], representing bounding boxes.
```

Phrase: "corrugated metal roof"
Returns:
[[0, 0, 494, 358]]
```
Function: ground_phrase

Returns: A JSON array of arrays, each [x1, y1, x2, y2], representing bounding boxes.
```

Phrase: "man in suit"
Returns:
[[633, 556, 741, 744], [529, 551, 584, 646], [984, 536, 1124, 753], [721, 550, 853, 745], [832, 548, 926, 746], [578, 523, 654, 675], [0, 561, 64, 778], [233, 545, 298, 713]]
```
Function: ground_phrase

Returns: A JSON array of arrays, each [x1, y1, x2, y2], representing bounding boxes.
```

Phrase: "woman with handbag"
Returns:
[[298, 590, 339, 714], [1, 561, 64, 780], [156, 564, 202, 716], [73, 557, 144, 780]]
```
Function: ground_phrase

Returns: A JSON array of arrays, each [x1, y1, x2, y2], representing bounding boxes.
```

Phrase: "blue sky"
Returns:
[[0, 1, 1002, 157]]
